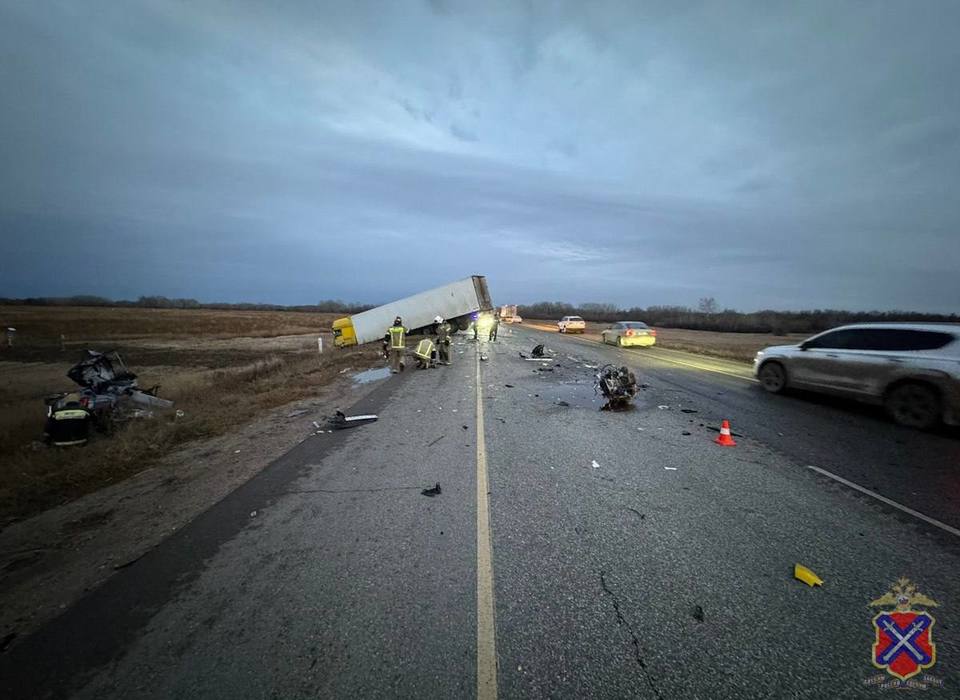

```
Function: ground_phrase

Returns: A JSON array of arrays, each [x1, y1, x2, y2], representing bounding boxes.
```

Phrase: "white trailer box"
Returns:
[[333, 276, 493, 347]]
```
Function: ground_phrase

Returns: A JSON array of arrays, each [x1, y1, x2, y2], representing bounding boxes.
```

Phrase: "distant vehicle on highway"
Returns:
[[753, 323, 960, 429], [499, 305, 522, 324], [557, 316, 585, 333], [600, 321, 657, 347]]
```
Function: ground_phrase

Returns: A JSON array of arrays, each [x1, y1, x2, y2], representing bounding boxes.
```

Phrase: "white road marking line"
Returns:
[[475, 351, 498, 699], [806, 465, 960, 539]]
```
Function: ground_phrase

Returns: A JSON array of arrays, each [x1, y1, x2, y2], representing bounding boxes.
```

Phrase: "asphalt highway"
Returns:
[[2, 326, 958, 698]]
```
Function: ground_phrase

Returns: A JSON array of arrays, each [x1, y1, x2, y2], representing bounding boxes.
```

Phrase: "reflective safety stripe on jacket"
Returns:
[[415, 339, 434, 359], [389, 326, 406, 349]]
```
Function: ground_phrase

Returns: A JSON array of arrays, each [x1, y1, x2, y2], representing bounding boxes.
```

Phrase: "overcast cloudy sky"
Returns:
[[1, 1, 958, 311]]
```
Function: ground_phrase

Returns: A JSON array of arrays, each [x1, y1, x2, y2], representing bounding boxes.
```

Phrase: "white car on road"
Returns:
[[557, 316, 586, 333], [754, 323, 960, 429]]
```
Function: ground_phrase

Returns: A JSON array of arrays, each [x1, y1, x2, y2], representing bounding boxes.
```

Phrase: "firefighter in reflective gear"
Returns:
[[385, 317, 407, 373], [414, 338, 436, 369], [434, 315, 452, 365], [489, 314, 500, 341]]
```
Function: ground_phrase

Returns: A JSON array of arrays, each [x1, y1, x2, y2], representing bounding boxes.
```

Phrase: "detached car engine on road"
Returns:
[[595, 364, 638, 408]]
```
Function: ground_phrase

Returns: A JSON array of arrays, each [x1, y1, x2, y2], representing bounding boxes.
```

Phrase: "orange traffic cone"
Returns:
[[715, 420, 737, 446]]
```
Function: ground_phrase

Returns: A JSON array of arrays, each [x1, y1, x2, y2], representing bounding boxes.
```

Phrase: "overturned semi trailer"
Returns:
[[332, 275, 493, 347]]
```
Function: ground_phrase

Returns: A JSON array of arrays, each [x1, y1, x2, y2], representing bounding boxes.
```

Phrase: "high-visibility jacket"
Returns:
[[414, 339, 435, 360], [388, 325, 406, 349]]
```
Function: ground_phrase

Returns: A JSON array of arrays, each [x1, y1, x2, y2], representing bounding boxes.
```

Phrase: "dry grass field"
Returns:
[[641, 327, 807, 363], [0, 306, 373, 524]]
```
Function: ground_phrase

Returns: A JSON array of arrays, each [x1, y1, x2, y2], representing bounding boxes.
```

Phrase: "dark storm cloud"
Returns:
[[1, 0, 958, 311]]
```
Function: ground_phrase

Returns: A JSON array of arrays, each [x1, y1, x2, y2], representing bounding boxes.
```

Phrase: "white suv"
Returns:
[[558, 316, 586, 333], [754, 323, 960, 429]]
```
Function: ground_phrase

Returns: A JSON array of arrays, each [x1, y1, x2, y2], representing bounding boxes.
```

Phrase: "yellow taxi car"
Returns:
[[601, 321, 657, 348]]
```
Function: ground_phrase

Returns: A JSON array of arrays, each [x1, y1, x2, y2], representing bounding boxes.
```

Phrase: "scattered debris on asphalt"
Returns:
[[682, 431, 692, 436], [427, 435, 444, 446], [536, 367, 555, 372], [680, 408, 698, 414], [591, 460, 600, 469], [421, 483, 442, 497], [657, 405, 670, 410], [692, 605, 705, 622], [287, 408, 310, 418], [505, 384, 515, 388], [664, 466, 678, 471], [532, 344, 546, 358], [556, 400, 571, 407], [250, 510, 258, 518], [794, 563, 824, 587], [327, 411, 378, 430], [626, 507, 645, 520], [462, 425, 469, 430]]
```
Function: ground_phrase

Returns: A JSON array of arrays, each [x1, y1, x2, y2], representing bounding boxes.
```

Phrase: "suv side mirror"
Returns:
[[799, 341, 810, 351]]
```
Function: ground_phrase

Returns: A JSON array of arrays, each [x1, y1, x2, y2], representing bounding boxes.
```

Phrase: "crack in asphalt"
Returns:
[[599, 570, 663, 699]]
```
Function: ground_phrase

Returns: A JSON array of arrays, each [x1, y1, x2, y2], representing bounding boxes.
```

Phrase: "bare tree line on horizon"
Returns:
[[0, 295, 956, 335]]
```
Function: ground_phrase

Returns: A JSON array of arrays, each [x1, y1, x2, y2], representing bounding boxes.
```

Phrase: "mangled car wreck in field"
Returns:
[[43, 351, 174, 446]]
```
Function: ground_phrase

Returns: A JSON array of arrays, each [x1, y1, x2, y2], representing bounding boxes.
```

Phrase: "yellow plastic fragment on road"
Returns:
[[794, 563, 824, 587]]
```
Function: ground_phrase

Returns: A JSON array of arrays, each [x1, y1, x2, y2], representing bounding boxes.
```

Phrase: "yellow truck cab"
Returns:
[[332, 317, 357, 347]]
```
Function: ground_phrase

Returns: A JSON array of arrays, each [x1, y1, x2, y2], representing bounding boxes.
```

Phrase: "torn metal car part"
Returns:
[[42, 350, 176, 442], [327, 411, 379, 429], [67, 351, 138, 392]]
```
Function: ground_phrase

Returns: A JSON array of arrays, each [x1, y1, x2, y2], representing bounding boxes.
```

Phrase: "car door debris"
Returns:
[[327, 411, 378, 429]]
